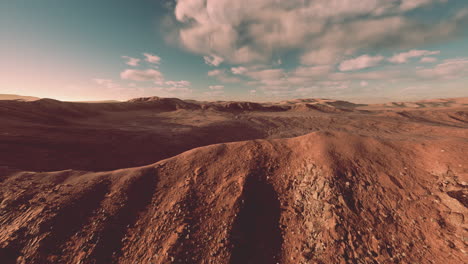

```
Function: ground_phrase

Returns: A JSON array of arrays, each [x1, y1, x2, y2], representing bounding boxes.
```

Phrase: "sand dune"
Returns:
[[0, 97, 467, 263]]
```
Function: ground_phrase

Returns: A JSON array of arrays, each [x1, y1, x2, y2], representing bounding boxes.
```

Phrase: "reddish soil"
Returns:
[[0, 97, 467, 263]]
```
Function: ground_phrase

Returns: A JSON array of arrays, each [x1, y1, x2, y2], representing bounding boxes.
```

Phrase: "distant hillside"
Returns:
[[0, 94, 40, 101]]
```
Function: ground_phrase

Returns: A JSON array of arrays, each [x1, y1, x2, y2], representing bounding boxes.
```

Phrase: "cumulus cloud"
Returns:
[[143, 53, 161, 64], [339, 55, 384, 71], [417, 58, 468, 79], [165, 80, 191, 87], [222, 54, 468, 98], [209, 85, 224, 90], [207, 69, 242, 83], [208, 51, 467, 98], [120, 69, 164, 82], [204, 55, 224, 66], [100, 54, 197, 98], [122, 56, 140, 67], [332, 57, 468, 83], [231, 66, 248, 75], [388, 50, 440, 63], [208, 69, 223, 77], [170, 0, 464, 65]]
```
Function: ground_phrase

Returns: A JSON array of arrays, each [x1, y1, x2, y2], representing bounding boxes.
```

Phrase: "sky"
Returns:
[[1, 0, 468, 102]]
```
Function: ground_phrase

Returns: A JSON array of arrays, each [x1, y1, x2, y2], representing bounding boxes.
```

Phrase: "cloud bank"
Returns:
[[171, 0, 466, 65]]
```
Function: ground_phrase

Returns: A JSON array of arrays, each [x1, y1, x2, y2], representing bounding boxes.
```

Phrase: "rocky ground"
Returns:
[[0, 97, 467, 263]]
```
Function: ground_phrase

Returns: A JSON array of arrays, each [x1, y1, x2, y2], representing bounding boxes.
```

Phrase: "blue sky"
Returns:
[[1, 0, 467, 102]]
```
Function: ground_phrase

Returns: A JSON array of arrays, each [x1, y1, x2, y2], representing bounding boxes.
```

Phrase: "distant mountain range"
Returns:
[[0, 94, 40, 101]]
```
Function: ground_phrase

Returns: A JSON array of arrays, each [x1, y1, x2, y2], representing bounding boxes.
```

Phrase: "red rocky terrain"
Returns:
[[0, 97, 467, 263]]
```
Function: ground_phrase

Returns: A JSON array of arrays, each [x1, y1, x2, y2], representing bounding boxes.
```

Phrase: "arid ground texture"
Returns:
[[0, 96, 467, 264]]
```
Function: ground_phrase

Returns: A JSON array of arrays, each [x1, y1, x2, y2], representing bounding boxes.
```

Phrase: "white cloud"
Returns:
[[339, 55, 384, 71], [220, 54, 468, 99], [417, 58, 468, 79], [208, 69, 223, 77], [209, 85, 224, 90], [143, 53, 161, 64], [399, 0, 445, 12], [165, 80, 191, 87], [231, 66, 248, 75], [159, 87, 192, 93], [122, 56, 140, 67], [388, 50, 440, 63], [120, 69, 164, 82], [420, 57, 437, 63], [207, 69, 242, 83], [171, 0, 463, 65], [204, 55, 224, 66]]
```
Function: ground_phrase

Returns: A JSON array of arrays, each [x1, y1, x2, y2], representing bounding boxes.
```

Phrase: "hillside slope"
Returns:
[[1, 97, 467, 172], [1, 131, 466, 264]]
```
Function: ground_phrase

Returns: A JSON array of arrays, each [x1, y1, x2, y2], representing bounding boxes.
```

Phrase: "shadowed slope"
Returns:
[[229, 174, 282, 264]]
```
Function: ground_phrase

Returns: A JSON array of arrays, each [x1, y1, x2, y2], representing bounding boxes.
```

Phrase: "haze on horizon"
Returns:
[[1, 0, 468, 102]]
